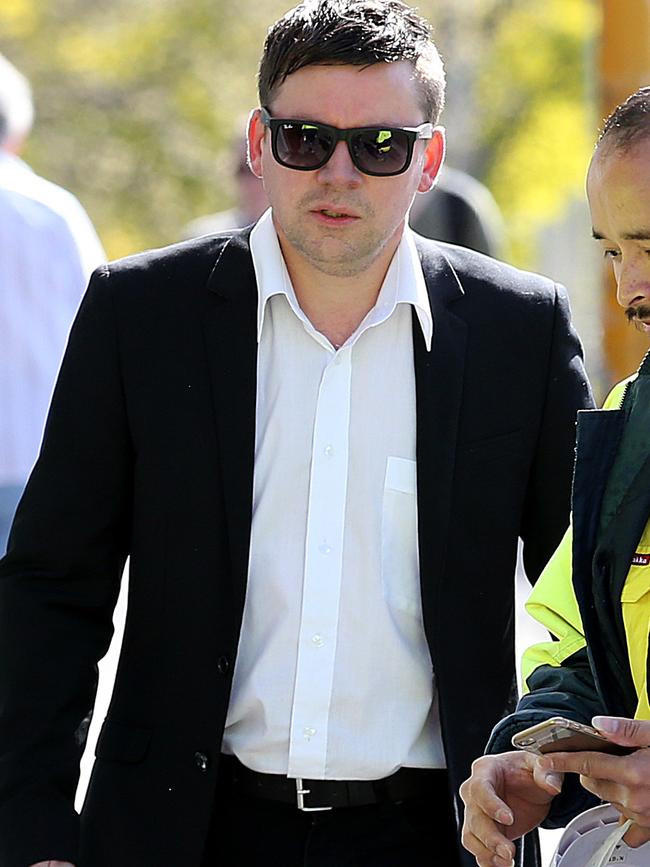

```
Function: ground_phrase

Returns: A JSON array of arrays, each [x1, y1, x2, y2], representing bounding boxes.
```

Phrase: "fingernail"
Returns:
[[497, 808, 513, 825], [592, 715, 618, 733], [545, 772, 563, 792], [497, 843, 513, 860]]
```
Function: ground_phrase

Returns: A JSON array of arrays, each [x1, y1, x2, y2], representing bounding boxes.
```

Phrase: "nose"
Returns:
[[615, 253, 650, 311], [316, 140, 362, 187]]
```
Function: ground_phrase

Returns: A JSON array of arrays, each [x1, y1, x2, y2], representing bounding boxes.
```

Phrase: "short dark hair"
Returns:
[[257, 0, 445, 124], [597, 86, 650, 152]]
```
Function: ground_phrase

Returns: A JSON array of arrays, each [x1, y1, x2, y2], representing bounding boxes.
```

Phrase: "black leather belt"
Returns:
[[223, 755, 445, 812]]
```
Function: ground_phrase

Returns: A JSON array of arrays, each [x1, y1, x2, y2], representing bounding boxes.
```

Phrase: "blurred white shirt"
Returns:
[[222, 210, 446, 780], [0, 152, 105, 486]]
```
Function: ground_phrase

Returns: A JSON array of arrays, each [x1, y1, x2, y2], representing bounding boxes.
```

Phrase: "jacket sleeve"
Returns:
[[519, 284, 593, 583], [0, 266, 132, 867], [486, 527, 602, 827]]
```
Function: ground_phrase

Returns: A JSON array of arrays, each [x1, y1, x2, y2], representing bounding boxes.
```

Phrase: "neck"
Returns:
[[277, 229, 403, 348]]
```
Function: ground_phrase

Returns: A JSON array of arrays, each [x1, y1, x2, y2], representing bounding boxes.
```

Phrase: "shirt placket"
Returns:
[[287, 346, 352, 779]]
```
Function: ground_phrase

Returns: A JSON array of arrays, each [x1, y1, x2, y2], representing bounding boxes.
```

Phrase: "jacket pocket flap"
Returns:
[[95, 718, 152, 764], [459, 429, 523, 456], [621, 565, 650, 603]]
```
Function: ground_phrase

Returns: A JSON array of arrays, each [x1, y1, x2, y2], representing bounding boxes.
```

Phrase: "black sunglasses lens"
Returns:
[[351, 128, 411, 175], [274, 122, 333, 169]]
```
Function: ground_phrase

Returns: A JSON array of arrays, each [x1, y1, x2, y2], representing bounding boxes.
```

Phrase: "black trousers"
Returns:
[[201, 762, 462, 867]]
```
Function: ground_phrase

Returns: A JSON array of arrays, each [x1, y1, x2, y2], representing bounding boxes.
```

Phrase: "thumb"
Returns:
[[592, 716, 650, 746], [532, 758, 564, 796]]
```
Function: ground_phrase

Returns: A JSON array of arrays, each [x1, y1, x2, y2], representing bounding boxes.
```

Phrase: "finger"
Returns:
[[472, 784, 515, 826], [575, 774, 625, 804], [592, 716, 650, 747], [537, 750, 623, 781], [622, 823, 650, 848], [462, 828, 515, 867], [459, 773, 514, 826], [464, 808, 514, 858], [531, 758, 564, 795]]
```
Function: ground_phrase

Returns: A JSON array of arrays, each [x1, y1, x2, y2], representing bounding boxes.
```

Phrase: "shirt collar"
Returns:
[[250, 208, 432, 351], [250, 209, 300, 341]]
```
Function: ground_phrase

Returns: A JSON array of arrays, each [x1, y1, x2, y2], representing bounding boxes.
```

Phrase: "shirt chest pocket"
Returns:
[[381, 456, 421, 617]]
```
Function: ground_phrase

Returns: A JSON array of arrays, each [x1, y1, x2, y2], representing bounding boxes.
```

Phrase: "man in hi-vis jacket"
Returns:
[[0, 2, 591, 866], [461, 86, 650, 867]]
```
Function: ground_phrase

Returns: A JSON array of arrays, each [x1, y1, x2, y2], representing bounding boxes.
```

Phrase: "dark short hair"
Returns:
[[597, 86, 650, 152], [257, 0, 445, 124]]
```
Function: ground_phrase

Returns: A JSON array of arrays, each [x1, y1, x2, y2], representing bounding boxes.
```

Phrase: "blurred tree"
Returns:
[[419, 0, 598, 265], [0, 0, 597, 264], [474, 0, 599, 264], [0, 0, 288, 256]]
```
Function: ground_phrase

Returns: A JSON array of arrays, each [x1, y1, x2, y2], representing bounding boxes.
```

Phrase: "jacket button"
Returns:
[[194, 751, 209, 772], [217, 655, 230, 676]]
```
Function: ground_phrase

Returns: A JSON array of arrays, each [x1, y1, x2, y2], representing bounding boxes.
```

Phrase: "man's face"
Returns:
[[248, 61, 444, 278], [587, 137, 650, 332]]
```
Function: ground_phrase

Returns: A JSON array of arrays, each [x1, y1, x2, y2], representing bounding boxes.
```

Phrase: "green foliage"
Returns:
[[477, 0, 599, 263], [1, 0, 289, 257], [0, 0, 598, 265]]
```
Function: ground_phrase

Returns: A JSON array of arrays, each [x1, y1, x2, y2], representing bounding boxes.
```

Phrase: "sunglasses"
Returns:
[[260, 107, 433, 177]]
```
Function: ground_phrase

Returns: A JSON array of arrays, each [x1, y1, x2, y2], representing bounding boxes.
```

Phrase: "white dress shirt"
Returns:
[[222, 209, 445, 780], [0, 153, 105, 486]]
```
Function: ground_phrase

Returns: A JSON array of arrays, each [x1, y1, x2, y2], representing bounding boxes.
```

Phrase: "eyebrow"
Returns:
[[592, 229, 650, 241]]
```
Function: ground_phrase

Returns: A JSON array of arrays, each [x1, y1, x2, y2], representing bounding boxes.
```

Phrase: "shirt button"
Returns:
[[318, 543, 332, 555], [311, 634, 324, 647], [323, 444, 335, 457], [303, 727, 317, 739], [194, 751, 209, 772], [217, 655, 230, 676]]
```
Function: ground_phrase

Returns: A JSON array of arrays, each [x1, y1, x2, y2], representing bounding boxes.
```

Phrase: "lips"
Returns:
[[310, 204, 360, 219]]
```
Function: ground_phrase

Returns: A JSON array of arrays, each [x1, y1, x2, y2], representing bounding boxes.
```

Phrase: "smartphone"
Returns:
[[511, 717, 633, 755]]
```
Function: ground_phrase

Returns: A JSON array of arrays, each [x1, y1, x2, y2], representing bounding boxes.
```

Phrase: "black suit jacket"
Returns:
[[0, 230, 592, 867]]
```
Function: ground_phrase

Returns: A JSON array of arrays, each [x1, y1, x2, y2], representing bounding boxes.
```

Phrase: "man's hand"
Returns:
[[460, 750, 562, 867], [536, 716, 650, 848]]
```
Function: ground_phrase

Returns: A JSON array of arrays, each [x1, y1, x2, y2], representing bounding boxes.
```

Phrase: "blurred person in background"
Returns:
[[460, 87, 650, 867], [410, 164, 505, 257], [0, 2, 590, 866], [0, 52, 105, 554], [183, 127, 269, 237]]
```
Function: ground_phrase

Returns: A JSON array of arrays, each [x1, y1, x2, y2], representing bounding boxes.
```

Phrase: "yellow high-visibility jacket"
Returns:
[[523, 378, 650, 721], [487, 366, 650, 826]]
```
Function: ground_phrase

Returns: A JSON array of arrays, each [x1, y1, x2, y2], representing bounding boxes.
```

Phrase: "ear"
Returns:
[[247, 108, 266, 179], [417, 126, 446, 193]]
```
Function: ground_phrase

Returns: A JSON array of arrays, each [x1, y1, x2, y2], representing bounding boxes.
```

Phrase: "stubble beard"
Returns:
[[282, 196, 397, 278]]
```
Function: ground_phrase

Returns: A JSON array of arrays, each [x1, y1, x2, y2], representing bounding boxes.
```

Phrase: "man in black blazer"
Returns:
[[0, 2, 592, 866]]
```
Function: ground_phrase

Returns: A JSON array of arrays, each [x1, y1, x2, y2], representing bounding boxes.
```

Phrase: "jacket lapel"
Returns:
[[413, 240, 467, 644], [201, 232, 258, 606], [198, 233, 468, 624]]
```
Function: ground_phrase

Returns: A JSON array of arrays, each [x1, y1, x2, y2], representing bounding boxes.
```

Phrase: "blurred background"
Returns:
[[1, 2, 649, 863], [1, 0, 649, 397]]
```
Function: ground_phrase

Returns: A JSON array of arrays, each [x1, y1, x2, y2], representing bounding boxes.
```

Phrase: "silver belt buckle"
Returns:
[[295, 777, 333, 812]]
